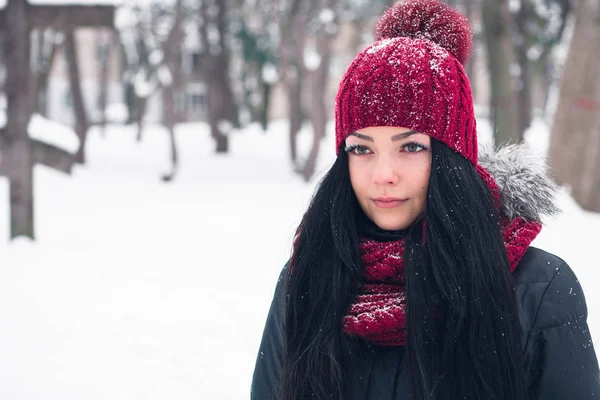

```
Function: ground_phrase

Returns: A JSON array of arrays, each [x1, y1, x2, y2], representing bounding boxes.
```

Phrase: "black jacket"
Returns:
[[251, 247, 600, 399]]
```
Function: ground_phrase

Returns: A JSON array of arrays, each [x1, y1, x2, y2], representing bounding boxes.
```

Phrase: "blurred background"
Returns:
[[0, 0, 598, 398]]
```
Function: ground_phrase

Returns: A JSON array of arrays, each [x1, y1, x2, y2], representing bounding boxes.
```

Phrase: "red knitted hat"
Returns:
[[335, 0, 477, 164]]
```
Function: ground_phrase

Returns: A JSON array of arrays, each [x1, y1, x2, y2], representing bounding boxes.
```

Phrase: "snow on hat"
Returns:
[[334, 0, 477, 164]]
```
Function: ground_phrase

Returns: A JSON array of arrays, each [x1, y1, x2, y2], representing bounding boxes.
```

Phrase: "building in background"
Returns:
[[46, 26, 208, 127]]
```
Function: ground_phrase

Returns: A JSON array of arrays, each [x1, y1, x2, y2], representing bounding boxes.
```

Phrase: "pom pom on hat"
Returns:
[[376, 0, 472, 65]]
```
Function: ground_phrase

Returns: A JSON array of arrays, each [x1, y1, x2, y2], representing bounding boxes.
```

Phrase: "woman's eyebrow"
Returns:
[[349, 130, 419, 142], [391, 130, 418, 141], [349, 132, 373, 142]]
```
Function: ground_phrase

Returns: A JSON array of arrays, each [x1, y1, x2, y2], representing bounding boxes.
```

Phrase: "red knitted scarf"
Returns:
[[342, 217, 541, 346]]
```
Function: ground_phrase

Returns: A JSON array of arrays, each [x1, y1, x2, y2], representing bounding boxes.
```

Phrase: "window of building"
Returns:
[[187, 92, 205, 114], [64, 91, 72, 108]]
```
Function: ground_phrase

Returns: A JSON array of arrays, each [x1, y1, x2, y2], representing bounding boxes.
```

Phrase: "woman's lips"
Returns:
[[372, 198, 407, 208]]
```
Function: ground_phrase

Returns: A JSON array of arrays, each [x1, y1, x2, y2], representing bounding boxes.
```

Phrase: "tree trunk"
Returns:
[[35, 29, 57, 117], [515, 46, 532, 141], [29, 30, 41, 116], [210, 118, 229, 153], [0, 31, 5, 93], [97, 30, 111, 135], [2, 0, 34, 239], [548, 0, 600, 211], [135, 96, 147, 142], [514, 2, 533, 141], [463, 0, 476, 100], [482, 0, 519, 146], [199, 0, 235, 154], [64, 30, 89, 164], [161, 86, 179, 182], [161, 0, 184, 182], [279, 2, 306, 164], [286, 74, 302, 163], [540, 55, 553, 118], [302, 4, 335, 181], [260, 81, 271, 132]]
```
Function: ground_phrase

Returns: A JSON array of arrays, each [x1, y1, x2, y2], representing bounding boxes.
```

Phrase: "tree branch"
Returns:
[[0, 128, 6, 177], [30, 139, 76, 174]]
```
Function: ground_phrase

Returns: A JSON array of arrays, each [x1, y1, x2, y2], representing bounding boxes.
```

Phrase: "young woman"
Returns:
[[251, 1, 600, 399]]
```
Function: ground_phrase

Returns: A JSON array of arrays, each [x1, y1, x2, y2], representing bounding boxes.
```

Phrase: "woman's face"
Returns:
[[346, 126, 432, 231]]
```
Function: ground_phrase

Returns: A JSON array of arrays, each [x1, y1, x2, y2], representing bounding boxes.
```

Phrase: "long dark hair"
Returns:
[[280, 138, 528, 400]]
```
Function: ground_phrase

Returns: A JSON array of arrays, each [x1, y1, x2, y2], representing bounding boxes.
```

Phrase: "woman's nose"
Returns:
[[372, 155, 399, 185]]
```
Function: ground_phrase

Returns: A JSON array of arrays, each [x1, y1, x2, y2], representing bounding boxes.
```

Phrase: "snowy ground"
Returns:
[[0, 119, 598, 399]]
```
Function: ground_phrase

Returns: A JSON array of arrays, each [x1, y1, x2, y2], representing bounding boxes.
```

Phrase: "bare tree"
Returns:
[[1, 0, 34, 238], [278, 0, 307, 164], [512, 0, 570, 139], [462, 0, 476, 96], [96, 29, 113, 134], [301, 0, 340, 182], [125, 6, 156, 142], [233, 0, 278, 131], [117, 0, 187, 179], [160, 0, 185, 181], [0, 0, 115, 240], [64, 30, 89, 164], [482, 0, 519, 146], [548, 0, 600, 211], [118, 3, 163, 143], [31, 29, 59, 117], [199, 0, 237, 153]]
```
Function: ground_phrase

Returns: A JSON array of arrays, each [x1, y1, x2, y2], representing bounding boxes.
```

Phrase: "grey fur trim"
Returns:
[[478, 144, 560, 222]]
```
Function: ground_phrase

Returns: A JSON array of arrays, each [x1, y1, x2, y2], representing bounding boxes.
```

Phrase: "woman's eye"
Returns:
[[403, 142, 427, 153], [345, 145, 371, 155]]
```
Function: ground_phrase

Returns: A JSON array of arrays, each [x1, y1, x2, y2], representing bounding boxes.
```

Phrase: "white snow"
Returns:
[[509, 0, 521, 12], [319, 8, 336, 24], [304, 48, 322, 71], [0, 112, 80, 154], [367, 37, 397, 54], [0, 118, 598, 399], [217, 119, 234, 135], [509, 63, 522, 77], [262, 63, 279, 84], [105, 102, 129, 124], [156, 65, 173, 87], [29, 114, 80, 154], [527, 44, 543, 61], [149, 50, 164, 66], [133, 70, 156, 98], [114, 7, 136, 30], [207, 24, 221, 46]]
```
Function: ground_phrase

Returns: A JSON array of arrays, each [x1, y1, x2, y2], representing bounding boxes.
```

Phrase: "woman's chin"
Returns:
[[373, 218, 411, 231]]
